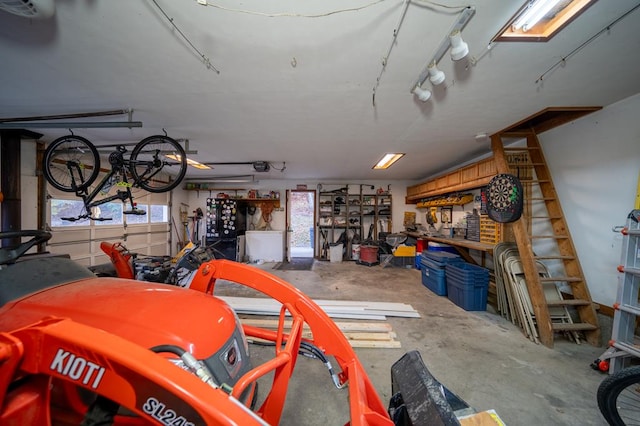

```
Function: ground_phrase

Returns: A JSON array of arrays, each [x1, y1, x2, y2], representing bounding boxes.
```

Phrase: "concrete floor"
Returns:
[[214, 260, 611, 426]]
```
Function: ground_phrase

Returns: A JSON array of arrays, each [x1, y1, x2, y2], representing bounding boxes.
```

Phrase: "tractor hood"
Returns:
[[0, 258, 239, 358]]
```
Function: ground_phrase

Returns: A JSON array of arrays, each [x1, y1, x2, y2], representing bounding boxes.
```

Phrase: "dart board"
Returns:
[[486, 173, 523, 223]]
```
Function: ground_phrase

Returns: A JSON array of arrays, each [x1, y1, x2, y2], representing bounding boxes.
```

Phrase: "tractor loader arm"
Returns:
[[188, 260, 471, 426], [189, 259, 394, 426], [0, 317, 266, 426]]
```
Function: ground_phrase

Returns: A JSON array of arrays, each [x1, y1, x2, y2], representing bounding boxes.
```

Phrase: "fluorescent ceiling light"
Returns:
[[207, 178, 256, 183], [493, 0, 597, 42], [188, 175, 257, 184], [373, 153, 405, 170], [512, 0, 562, 32], [165, 154, 211, 170]]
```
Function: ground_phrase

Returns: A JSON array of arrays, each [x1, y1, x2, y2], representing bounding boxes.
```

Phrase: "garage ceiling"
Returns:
[[1, 0, 639, 182]]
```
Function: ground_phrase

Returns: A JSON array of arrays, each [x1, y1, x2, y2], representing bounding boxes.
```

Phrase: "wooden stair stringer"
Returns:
[[491, 134, 554, 348], [491, 131, 600, 348]]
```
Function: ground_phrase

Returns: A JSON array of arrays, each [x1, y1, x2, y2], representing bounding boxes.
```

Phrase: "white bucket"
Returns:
[[352, 244, 361, 260], [330, 243, 343, 263]]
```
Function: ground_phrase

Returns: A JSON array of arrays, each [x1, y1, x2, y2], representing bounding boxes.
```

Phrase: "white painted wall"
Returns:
[[540, 94, 640, 307]]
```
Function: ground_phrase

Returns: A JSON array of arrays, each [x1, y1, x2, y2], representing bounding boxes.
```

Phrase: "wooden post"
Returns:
[[491, 134, 554, 347]]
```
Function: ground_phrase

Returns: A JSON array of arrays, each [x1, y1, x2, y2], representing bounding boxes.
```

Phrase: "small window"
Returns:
[[94, 202, 123, 225], [150, 205, 169, 223], [50, 199, 86, 227], [493, 0, 596, 42], [126, 204, 149, 225]]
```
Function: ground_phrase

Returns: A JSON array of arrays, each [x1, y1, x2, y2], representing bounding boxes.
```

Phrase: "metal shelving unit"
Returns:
[[316, 185, 392, 261]]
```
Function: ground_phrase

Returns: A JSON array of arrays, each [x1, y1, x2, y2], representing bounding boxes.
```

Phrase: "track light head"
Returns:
[[427, 62, 446, 85], [413, 86, 432, 102], [449, 30, 469, 61]]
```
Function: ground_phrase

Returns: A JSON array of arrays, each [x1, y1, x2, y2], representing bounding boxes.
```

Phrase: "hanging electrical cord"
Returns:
[[195, 0, 386, 18], [535, 3, 640, 84], [150, 0, 220, 73], [372, 0, 411, 107], [269, 162, 286, 172]]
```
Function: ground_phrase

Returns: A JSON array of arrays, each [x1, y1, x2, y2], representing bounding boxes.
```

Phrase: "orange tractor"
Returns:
[[0, 231, 466, 425]]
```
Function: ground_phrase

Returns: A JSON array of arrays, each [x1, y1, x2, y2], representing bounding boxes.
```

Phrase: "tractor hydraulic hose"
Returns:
[[300, 341, 344, 390], [150, 344, 220, 389], [249, 339, 344, 389], [150, 344, 186, 356]]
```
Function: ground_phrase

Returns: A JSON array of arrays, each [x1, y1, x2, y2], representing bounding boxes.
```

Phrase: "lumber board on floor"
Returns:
[[344, 332, 397, 341], [349, 340, 402, 349], [247, 335, 402, 349], [241, 318, 401, 348], [241, 318, 394, 332], [219, 296, 420, 319]]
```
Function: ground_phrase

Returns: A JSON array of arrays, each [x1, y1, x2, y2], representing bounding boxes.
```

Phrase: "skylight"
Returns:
[[493, 0, 597, 42]]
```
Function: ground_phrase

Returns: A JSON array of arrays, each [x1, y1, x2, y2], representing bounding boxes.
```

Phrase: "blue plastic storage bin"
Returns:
[[422, 251, 462, 265], [445, 263, 489, 311], [445, 262, 489, 284], [420, 255, 463, 296], [421, 264, 447, 295], [427, 242, 458, 254]]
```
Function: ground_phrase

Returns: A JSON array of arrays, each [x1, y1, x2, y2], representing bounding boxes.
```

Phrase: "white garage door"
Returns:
[[46, 180, 172, 267]]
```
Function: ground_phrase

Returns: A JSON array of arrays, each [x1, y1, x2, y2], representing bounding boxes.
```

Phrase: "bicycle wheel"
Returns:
[[597, 365, 640, 425], [43, 135, 100, 192], [129, 135, 187, 193]]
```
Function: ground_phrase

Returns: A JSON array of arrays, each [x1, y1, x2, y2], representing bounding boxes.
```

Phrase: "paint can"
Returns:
[[352, 244, 361, 260]]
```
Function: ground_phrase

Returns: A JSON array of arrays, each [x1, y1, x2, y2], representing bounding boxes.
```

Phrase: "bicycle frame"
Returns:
[[64, 146, 139, 221], [45, 135, 187, 222]]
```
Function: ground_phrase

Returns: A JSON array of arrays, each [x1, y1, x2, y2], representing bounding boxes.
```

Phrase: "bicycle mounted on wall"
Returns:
[[42, 134, 187, 221]]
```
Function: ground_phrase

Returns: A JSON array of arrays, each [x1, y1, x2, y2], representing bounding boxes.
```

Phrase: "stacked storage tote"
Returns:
[[420, 251, 463, 296], [445, 262, 490, 311]]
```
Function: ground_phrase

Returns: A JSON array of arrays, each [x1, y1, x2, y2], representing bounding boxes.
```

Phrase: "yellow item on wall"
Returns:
[[429, 207, 438, 224], [635, 171, 640, 209]]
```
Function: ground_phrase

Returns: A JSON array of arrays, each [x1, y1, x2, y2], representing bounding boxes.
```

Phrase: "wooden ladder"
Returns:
[[491, 131, 600, 348]]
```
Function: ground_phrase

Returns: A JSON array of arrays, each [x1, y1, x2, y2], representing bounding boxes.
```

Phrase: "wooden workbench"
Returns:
[[404, 232, 494, 265]]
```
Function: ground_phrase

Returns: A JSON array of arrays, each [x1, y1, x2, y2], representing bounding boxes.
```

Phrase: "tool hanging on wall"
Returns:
[[318, 226, 329, 260], [260, 202, 275, 231], [179, 203, 190, 245], [247, 205, 257, 230], [427, 207, 438, 225], [191, 207, 204, 244], [172, 216, 183, 248]]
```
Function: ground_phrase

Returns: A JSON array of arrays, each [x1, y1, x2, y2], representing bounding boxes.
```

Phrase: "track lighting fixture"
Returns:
[[413, 86, 432, 102], [427, 62, 446, 85], [410, 7, 475, 96], [449, 30, 470, 61]]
